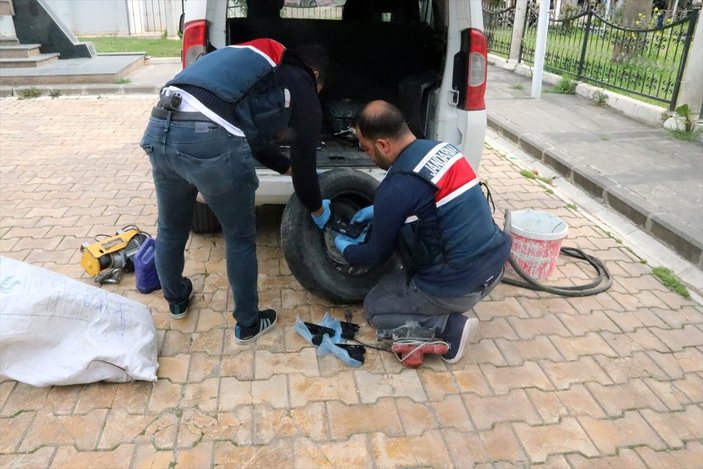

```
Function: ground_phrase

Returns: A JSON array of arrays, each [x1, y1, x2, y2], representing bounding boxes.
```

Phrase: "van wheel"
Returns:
[[281, 168, 399, 303], [192, 200, 221, 233]]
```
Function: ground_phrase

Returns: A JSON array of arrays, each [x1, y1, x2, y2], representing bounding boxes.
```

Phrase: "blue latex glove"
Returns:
[[294, 315, 362, 367], [334, 232, 365, 254], [311, 199, 331, 229], [317, 334, 363, 367], [351, 205, 374, 224]]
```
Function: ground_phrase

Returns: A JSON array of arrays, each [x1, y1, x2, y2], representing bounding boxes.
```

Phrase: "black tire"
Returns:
[[192, 200, 221, 233], [281, 168, 398, 303]]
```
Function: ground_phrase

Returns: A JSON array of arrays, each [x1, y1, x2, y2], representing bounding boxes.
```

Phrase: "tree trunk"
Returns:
[[612, 0, 652, 61]]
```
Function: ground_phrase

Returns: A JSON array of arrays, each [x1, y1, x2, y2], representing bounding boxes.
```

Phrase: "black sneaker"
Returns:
[[234, 309, 278, 344], [168, 277, 193, 320], [440, 313, 479, 364]]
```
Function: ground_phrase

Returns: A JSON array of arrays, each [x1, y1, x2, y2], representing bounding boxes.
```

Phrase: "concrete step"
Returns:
[[0, 44, 42, 58], [0, 38, 20, 47], [0, 53, 59, 68], [0, 53, 145, 86], [0, 0, 14, 16]]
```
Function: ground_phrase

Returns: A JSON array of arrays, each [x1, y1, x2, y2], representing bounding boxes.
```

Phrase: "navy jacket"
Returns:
[[344, 140, 512, 297], [166, 39, 323, 212]]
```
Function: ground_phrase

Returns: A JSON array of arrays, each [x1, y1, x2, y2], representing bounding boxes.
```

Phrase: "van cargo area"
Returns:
[[226, 15, 444, 168]]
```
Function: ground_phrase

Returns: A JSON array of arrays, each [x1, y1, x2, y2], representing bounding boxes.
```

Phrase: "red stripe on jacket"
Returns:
[[434, 157, 477, 203], [238, 38, 285, 65]]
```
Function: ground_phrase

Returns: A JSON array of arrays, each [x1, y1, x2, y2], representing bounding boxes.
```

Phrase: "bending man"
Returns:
[[140, 39, 330, 344]]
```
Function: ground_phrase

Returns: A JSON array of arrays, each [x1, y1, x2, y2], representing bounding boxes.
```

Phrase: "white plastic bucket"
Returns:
[[507, 209, 568, 279]]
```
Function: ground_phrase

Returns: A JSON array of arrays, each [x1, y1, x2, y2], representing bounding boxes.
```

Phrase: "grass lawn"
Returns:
[[78, 36, 181, 57]]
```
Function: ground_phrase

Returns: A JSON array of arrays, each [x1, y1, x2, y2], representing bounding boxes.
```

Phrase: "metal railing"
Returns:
[[483, 4, 516, 57], [519, 6, 700, 110]]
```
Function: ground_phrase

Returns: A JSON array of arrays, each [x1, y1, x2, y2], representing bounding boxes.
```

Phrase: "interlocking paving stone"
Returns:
[[51, 444, 135, 469], [580, 410, 669, 454], [452, 365, 494, 397], [640, 404, 703, 448], [327, 398, 403, 439], [513, 417, 599, 463], [566, 448, 648, 468], [294, 434, 371, 468], [526, 385, 607, 422], [370, 430, 454, 467], [18, 409, 107, 452], [636, 440, 703, 468], [557, 310, 622, 335], [463, 389, 542, 430], [541, 356, 613, 390], [495, 336, 564, 365], [586, 379, 669, 417], [549, 332, 618, 360], [254, 402, 328, 444], [1, 96, 702, 467], [594, 351, 670, 384], [482, 362, 555, 394]]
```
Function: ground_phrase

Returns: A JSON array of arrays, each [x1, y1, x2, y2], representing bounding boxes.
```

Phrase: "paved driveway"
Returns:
[[1, 96, 702, 468]]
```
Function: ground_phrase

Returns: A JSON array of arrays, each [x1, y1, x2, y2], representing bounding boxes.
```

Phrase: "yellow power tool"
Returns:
[[80, 226, 149, 283]]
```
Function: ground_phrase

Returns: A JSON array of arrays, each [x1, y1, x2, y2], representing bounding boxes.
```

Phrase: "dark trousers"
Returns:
[[363, 267, 504, 333]]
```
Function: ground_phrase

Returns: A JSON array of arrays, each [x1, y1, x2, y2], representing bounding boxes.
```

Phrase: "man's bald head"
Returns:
[[354, 100, 416, 170], [355, 100, 411, 142]]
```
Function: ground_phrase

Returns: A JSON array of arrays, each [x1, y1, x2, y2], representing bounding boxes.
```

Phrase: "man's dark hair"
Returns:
[[355, 101, 409, 141], [290, 44, 330, 87]]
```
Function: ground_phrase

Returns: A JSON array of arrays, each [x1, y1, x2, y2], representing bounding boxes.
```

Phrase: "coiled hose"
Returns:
[[502, 209, 612, 297], [502, 247, 613, 297]]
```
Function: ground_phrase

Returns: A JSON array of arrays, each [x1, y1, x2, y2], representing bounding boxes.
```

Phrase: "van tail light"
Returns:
[[181, 19, 207, 68], [452, 28, 488, 111]]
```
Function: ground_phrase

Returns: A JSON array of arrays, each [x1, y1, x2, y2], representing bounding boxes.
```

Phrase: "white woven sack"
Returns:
[[0, 256, 158, 387]]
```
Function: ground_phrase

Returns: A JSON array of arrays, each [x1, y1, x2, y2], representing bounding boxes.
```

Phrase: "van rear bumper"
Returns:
[[253, 168, 386, 206]]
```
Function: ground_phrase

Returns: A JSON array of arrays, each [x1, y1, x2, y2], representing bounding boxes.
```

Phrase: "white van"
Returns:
[[179, 0, 488, 302], [181, 0, 487, 205]]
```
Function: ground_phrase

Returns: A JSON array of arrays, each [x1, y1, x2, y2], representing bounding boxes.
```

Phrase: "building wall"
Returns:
[[45, 0, 129, 35], [43, 0, 180, 36]]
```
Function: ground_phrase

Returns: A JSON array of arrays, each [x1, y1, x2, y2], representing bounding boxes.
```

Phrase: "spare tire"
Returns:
[[281, 168, 398, 303]]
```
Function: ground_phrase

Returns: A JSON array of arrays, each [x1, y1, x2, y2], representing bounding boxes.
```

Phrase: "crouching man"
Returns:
[[333, 100, 512, 363]]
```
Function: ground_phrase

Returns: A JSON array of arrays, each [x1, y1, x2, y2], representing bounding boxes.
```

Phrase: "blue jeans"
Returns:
[[140, 117, 260, 326]]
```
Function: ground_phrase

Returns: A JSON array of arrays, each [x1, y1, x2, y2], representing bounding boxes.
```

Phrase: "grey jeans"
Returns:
[[363, 267, 504, 333]]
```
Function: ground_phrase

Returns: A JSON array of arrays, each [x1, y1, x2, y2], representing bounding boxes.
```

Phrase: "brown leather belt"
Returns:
[[151, 106, 212, 122]]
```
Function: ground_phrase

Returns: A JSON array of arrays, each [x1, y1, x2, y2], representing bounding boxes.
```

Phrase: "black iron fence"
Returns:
[[519, 6, 700, 110], [483, 4, 516, 57]]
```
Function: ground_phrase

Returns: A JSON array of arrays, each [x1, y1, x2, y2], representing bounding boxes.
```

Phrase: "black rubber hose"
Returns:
[[501, 246, 613, 297]]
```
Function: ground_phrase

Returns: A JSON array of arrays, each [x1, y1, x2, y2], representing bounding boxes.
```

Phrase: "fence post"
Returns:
[[672, 3, 702, 114], [510, 0, 529, 61], [531, 0, 551, 98], [576, 7, 593, 80]]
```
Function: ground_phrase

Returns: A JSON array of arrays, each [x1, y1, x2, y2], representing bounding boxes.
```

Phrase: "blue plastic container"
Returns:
[[134, 237, 161, 294]]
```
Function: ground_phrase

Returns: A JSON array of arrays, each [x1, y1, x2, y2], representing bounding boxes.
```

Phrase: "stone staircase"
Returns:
[[0, 38, 60, 68], [0, 0, 59, 68], [0, 0, 145, 87]]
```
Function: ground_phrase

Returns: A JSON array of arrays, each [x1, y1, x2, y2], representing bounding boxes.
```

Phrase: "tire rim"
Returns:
[[321, 195, 371, 276]]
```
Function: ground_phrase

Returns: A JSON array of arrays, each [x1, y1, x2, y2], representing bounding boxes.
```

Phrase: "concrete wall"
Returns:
[[45, 0, 128, 35], [43, 0, 180, 36]]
